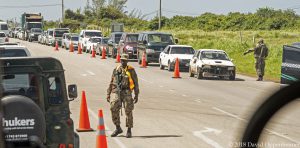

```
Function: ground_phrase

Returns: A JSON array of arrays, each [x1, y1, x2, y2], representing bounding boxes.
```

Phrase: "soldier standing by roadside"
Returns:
[[244, 39, 269, 81], [107, 54, 139, 138]]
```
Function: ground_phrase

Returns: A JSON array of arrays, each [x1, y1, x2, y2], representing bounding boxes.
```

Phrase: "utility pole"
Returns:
[[62, 0, 64, 23], [158, 0, 161, 30]]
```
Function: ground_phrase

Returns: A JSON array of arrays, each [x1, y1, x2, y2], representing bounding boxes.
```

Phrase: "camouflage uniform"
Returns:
[[107, 65, 139, 128], [245, 40, 269, 80]]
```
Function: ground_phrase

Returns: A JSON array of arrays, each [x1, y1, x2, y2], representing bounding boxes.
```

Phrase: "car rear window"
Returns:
[[71, 36, 79, 41], [1, 24, 8, 30], [85, 31, 102, 37], [284, 48, 300, 65], [171, 47, 195, 54], [0, 49, 28, 57], [55, 30, 69, 37], [115, 34, 122, 43], [0, 33, 6, 37]]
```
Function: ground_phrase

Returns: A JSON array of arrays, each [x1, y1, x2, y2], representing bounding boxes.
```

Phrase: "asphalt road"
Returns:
[[13, 38, 300, 148]]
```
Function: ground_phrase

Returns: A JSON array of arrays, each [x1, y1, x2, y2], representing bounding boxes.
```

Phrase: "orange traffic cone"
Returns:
[[91, 45, 96, 58], [78, 43, 82, 54], [69, 41, 74, 52], [96, 110, 108, 148], [140, 52, 147, 68], [101, 47, 106, 59], [76, 91, 94, 132], [54, 41, 59, 51], [172, 58, 181, 78], [115, 51, 121, 63]]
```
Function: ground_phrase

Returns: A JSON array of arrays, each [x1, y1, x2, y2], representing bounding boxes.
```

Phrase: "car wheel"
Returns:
[[168, 62, 173, 71], [189, 67, 194, 77], [229, 71, 236, 80], [197, 68, 203, 79], [159, 59, 164, 70]]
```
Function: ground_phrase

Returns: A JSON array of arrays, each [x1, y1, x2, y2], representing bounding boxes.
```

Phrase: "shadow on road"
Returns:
[[198, 77, 245, 81], [118, 135, 183, 139]]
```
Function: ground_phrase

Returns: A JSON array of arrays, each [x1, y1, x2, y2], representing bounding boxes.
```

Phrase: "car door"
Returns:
[[281, 45, 300, 85], [160, 46, 168, 65], [190, 51, 199, 72], [162, 46, 171, 66]]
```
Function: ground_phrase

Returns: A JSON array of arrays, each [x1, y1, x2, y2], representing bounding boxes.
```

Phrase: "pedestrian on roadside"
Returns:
[[244, 39, 269, 81], [107, 54, 139, 138]]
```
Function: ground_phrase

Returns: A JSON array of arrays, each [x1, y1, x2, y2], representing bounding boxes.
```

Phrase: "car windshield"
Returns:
[[55, 30, 69, 37], [0, 49, 27, 57], [0, 33, 5, 37], [85, 31, 102, 37], [1, 24, 8, 30], [90, 38, 101, 43], [2, 73, 40, 102], [201, 51, 230, 60], [71, 36, 79, 41], [102, 38, 109, 44], [49, 31, 53, 36], [28, 23, 42, 30], [284, 49, 300, 65], [115, 34, 122, 43], [148, 34, 174, 43], [171, 47, 194, 54], [31, 28, 42, 33], [126, 34, 138, 42]]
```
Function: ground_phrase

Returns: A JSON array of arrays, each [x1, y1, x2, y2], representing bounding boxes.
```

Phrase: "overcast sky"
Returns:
[[0, 0, 300, 21]]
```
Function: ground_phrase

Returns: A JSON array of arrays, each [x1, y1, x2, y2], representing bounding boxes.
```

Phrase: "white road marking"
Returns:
[[194, 99, 202, 103], [212, 107, 300, 144], [212, 107, 246, 121], [182, 94, 187, 97], [193, 127, 223, 148], [87, 70, 96, 76], [81, 74, 87, 77], [88, 108, 127, 148]]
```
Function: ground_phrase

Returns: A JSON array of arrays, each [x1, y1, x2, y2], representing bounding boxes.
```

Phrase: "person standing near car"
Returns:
[[244, 39, 269, 81], [107, 54, 139, 138]]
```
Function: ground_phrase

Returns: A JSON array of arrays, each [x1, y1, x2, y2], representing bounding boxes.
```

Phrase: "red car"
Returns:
[[118, 33, 139, 59]]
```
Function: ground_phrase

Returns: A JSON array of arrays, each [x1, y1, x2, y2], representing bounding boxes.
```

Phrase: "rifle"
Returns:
[[115, 69, 125, 116], [243, 49, 253, 55]]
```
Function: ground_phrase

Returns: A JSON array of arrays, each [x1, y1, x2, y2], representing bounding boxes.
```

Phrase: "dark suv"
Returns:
[[137, 32, 178, 65], [281, 45, 300, 85], [0, 57, 79, 148], [107, 32, 123, 58], [118, 33, 139, 59]]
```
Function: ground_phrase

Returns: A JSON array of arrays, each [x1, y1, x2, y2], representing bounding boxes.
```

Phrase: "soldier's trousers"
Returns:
[[110, 91, 134, 128], [255, 58, 265, 77]]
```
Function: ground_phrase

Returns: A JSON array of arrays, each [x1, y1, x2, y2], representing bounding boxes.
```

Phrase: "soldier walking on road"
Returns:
[[107, 54, 139, 138], [244, 39, 269, 81]]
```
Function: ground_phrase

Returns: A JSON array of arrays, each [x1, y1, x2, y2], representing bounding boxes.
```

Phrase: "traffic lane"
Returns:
[[20, 39, 242, 147], [18, 39, 298, 147], [20, 39, 229, 147]]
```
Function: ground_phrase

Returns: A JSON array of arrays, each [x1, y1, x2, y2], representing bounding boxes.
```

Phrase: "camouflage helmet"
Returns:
[[258, 39, 264, 44], [120, 54, 129, 60]]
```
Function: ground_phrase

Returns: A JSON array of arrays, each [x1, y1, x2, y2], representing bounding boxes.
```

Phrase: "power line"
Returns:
[[0, 4, 61, 8]]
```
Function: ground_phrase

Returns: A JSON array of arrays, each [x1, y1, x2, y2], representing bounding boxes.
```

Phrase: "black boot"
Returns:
[[126, 128, 132, 138], [111, 125, 123, 137]]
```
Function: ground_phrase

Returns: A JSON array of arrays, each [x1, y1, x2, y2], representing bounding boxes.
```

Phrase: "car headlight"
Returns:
[[146, 49, 155, 53], [203, 65, 211, 69], [228, 67, 235, 70], [126, 45, 133, 51]]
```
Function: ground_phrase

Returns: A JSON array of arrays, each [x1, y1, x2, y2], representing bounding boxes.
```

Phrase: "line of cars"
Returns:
[[19, 26, 237, 80]]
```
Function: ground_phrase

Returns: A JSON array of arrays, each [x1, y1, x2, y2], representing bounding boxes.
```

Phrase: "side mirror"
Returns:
[[175, 39, 179, 44], [143, 40, 147, 45], [80, 35, 84, 38], [193, 58, 197, 63], [68, 84, 78, 101]]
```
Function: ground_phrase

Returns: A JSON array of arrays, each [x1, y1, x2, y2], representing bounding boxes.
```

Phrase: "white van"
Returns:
[[0, 22, 9, 36]]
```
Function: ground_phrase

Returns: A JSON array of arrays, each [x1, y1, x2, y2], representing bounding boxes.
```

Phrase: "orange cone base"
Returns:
[[96, 136, 108, 148], [172, 76, 181, 79], [76, 128, 94, 132]]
